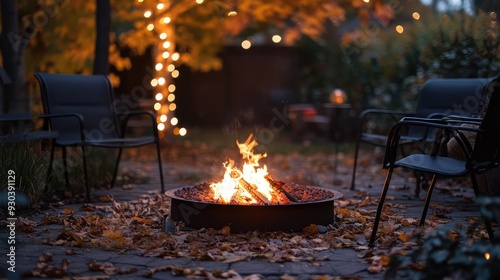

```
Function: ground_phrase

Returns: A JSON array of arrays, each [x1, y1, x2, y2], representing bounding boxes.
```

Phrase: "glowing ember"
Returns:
[[210, 134, 275, 204]]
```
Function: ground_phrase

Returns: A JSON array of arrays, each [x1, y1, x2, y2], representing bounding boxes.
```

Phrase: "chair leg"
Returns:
[[419, 174, 437, 226], [44, 145, 56, 193], [369, 167, 395, 247], [81, 146, 90, 202], [414, 172, 421, 198], [350, 139, 362, 190], [62, 147, 70, 189], [110, 147, 123, 189], [156, 141, 165, 193]]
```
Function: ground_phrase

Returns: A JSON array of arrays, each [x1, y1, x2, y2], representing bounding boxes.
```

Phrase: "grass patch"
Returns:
[[0, 140, 50, 205]]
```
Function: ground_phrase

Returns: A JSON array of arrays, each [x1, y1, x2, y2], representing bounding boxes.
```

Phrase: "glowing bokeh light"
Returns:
[[241, 40, 251, 49]]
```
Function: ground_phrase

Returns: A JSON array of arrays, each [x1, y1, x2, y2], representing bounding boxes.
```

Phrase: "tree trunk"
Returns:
[[1, 0, 22, 114], [93, 0, 111, 75]]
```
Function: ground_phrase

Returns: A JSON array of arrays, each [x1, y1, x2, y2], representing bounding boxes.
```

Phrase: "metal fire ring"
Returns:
[[165, 186, 343, 233]]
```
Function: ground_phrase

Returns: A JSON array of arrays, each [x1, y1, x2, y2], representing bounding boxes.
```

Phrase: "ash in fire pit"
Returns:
[[165, 134, 343, 233]]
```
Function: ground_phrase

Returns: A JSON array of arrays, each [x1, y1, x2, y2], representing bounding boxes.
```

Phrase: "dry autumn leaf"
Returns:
[[98, 195, 114, 202]]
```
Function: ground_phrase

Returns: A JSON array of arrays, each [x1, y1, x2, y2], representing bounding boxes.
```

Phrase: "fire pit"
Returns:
[[165, 134, 343, 233]]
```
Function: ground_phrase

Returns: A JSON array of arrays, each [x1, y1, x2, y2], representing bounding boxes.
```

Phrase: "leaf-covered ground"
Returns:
[[13, 139, 493, 278]]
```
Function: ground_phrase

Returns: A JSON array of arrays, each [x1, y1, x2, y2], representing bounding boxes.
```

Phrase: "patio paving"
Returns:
[[1, 143, 488, 280]]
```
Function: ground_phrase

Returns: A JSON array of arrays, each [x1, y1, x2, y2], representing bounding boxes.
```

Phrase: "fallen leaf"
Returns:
[[360, 196, 371, 206], [98, 195, 114, 202], [220, 226, 231, 236], [303, 224, 318, 235]]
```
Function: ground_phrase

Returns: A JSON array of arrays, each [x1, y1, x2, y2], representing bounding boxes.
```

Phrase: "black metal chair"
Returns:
[[34, 72, 165, 201], [368, 76, 500, 247], [351, 78, 494, 195]]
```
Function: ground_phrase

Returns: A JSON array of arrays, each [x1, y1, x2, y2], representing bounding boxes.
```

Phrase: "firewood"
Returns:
[[265, 175, 298, 203], [238, 178, 271, 205]]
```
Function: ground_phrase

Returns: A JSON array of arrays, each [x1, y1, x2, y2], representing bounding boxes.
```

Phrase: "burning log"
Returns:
[[238, 178, 271, 205], [265, 175, 298, 203]]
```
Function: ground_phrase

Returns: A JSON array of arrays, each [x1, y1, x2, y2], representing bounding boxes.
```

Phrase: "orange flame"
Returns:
[[209, 134, 274, 204]]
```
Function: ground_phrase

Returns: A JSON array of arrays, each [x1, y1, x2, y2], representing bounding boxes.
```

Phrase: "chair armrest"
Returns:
[[383, 118, 484, 168], [443, 115, 483, 125], [39, 113, 85, 127], [357, 109, 414, 138], [0, 113, 33, 122], [359, 109, 412, 120], [39, 113, 86, 143]]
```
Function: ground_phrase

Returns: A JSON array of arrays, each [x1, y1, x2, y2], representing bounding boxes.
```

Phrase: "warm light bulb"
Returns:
[[167, 93, 175, 102], [169, 103, 177, 111], [179, 127, 187, 136], [172, 52, 180, 61], [154, 102, 161, 110], [158, 77, 166, 85], [144, 11, 152, 18], [168, 85, 176, 93], [159, 33, 167, 40], [485, 252, 491, 260], [272, 35, 281, 43], [157, 123, 165, 131], [160, 115, 167, 122], [171, 70, 179, 78], [147, 24, 154, 31], [228, 11, 237, 16], [155, 63, 163, 71], [171, 117, 178, 125], [162, 51, 170, 59], [241, 40, 251, 49], [167, 64, 175, 72], [163, 17, 171, 24], [150, 79, 158, 87], [163, 41, 171, 48], [155, 93, 163, 101], [196, 0, 204, 4], [412, 12, 420, 20], [157, 3, 164, 10], [396, 25, 404, 33]]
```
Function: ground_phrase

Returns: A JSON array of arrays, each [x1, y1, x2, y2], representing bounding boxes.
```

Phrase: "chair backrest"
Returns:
[[35, 72, 120, 145], [415, 78, 493, 119], [472, 76, 500, 164], [407, 78, 494, 140]]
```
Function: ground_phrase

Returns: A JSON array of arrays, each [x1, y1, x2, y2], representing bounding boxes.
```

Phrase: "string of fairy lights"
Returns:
[[137, 0, 196, 137]]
